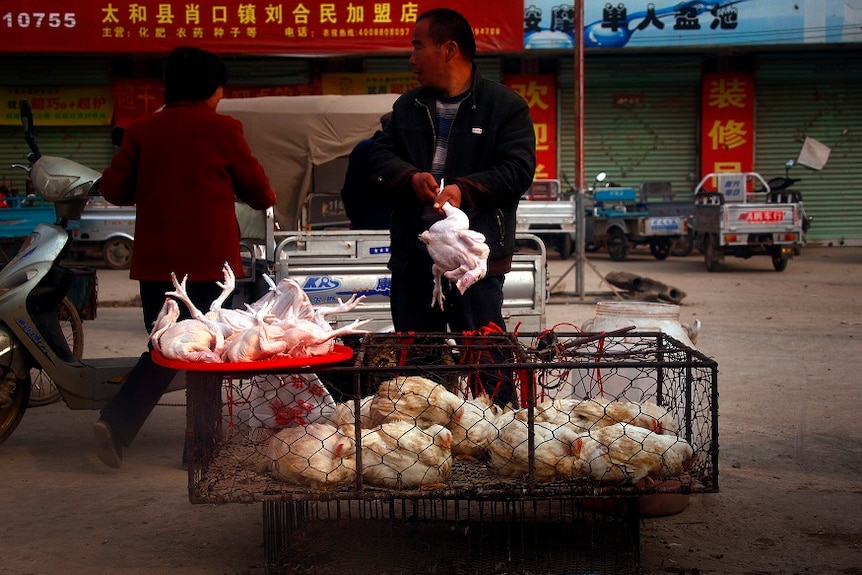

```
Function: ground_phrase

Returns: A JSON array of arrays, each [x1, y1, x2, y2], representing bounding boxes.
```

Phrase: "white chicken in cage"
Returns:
[[449, 392, 503, 460], [485, 410, 585, 482], [358, 420, 453, 488], [369, 376, 464, 429], [571, 422, 694, 484], [523, 397, 679, 435], [267, 422, 357, 488]]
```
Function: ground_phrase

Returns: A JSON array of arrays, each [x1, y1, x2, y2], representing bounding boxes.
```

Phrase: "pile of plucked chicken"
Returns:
[[149, 263, 370, 363], [257, 375, 694, 490]]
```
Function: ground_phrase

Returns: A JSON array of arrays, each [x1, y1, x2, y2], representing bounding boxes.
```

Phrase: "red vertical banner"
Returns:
[[505, 74, 556, 179], [700, 72, 755, 183]]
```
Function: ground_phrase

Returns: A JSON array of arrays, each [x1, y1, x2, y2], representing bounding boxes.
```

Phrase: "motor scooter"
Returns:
[[0, 101, 183, 445]]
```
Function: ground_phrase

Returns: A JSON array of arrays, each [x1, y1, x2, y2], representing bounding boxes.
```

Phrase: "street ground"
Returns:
[[0, 246, 860, 574]]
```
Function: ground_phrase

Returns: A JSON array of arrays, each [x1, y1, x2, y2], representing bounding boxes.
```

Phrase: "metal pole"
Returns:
[[573, 0, 586, 298]]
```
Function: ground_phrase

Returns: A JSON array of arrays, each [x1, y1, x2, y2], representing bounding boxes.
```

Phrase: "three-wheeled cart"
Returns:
[[692, 172, 804, 271], [587, 186, 688, 262]]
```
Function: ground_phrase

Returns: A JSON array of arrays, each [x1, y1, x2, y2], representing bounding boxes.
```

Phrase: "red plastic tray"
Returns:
[[150, 344, 354, 372]]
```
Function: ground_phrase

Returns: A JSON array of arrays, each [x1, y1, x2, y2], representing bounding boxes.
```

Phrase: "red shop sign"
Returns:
[[0, 1, 523, 54]]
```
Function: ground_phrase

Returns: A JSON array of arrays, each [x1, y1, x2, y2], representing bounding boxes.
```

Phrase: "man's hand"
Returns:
[[434, 183, 462, 212], [411, 172, 439, 205]]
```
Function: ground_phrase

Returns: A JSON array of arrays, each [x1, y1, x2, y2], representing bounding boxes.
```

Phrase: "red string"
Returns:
[[595, 332, 606, 398], [396, 330, 416, 366], [224, 375, 237, 429], [461, 322, 509, 402]]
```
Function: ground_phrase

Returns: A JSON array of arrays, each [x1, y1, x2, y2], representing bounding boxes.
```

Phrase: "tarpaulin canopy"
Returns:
[[218, 93, 398, 233]]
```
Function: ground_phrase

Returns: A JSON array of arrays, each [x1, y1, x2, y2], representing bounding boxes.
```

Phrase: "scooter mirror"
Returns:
[[19, 100, 40, 160], [595, 172, 607, 183]]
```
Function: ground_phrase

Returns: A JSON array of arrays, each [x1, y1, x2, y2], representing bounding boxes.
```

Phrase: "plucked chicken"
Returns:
[[571, 422, 693, 484], [221, 302, 289, 362], [358, 420, 453, 489], [419, 202, 490, 310], [258, 277, 371, 357], [166, 265, 257, 339], [147, 264, 369, 362], [149, 298, 224, 362], [268, 422, 357, 488]]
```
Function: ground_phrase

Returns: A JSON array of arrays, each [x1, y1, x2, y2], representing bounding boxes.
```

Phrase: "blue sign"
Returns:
[[523, 0, 862, 49]]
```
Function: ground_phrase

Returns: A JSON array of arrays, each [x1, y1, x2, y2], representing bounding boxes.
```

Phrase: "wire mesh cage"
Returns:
[[184, 330, 717, 573], [263, 497, 641, 575]]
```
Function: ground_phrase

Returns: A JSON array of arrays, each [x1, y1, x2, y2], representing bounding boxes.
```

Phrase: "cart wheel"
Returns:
[[558, 234, 573, 260], [772, 253, 789, 272], [0, 368, 30, 445], [102, 237, 133, 270], [670, 232, 694, 257], [704, 234, 719, 272], [29, 297, 84, 407], [649, 239, 671, 260], [607, 228, 629, 261]]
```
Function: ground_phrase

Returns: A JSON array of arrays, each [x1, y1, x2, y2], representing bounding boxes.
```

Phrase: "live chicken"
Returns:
[[485, 410, 584, 482], [268, 422, 357, 488], [571, 422, 693, 484], [419, 202, 490, 310], [449, 392, 501, 460], [358, 420, 453, 489], [326, 395, 376, 430], [524, 397, 679, 435], [369, 376, 463, 429]]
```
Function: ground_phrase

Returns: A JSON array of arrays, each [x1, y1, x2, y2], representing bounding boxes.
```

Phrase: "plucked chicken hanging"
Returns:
[[419, 202, 490, 310]]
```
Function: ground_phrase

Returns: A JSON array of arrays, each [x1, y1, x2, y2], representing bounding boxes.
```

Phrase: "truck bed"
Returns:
[[515, 199, 575, 233], [695, 200, 801, 246], [272, 230, 547, 332]]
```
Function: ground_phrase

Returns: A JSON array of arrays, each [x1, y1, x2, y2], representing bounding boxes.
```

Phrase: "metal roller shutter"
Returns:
[[364, 56, 502, 82], [559, 54, 700, 195], [0, 57, 111, 86], [0, 126, 113, 197], [755, 51, 862, 244], [0, 57, 113, 194], [223, 57, 311, 85]]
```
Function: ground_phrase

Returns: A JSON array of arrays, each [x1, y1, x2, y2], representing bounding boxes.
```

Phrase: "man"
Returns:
[[369, 8, 536, 405]]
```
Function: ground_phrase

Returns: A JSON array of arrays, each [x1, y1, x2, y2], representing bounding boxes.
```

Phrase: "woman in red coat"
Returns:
[[93, 47, 276, 468]]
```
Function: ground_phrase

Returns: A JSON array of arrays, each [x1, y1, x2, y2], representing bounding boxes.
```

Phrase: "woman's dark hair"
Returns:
[[417, 8, 476, 62], [163, 47, 228, 104]]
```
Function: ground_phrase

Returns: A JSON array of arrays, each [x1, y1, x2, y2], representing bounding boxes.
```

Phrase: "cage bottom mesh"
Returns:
[[263, 498, 640, 575]]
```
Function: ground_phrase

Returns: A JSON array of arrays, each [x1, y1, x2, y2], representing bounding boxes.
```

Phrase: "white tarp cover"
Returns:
[[218, 94, 399, 233]]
